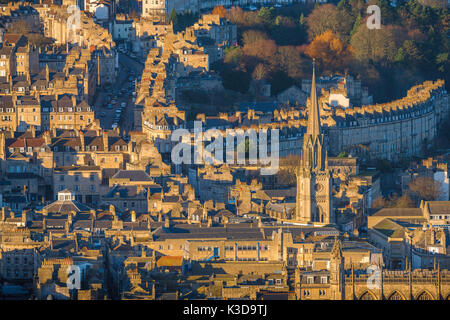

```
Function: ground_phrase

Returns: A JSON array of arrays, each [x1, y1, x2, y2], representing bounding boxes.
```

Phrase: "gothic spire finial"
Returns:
[[307, 60, 321, 139], [331, 235, 342, 259]]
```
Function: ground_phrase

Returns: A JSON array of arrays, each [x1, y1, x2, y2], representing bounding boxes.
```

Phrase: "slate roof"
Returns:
[[43, 199, 93, 213], [112, 170, 152, 181]]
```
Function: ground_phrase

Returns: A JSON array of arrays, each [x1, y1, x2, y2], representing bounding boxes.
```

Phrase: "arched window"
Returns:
[[388, 291, 404, 300], [417, 292, 433, 300], [359, 291, 375, 300]]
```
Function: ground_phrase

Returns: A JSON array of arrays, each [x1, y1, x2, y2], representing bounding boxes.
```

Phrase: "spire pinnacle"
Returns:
[[307, 60, 321, 138]]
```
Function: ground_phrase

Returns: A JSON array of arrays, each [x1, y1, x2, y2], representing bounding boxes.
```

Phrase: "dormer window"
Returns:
[[58, 190, 74, 201]]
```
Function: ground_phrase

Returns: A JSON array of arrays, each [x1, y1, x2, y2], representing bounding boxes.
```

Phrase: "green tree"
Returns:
[[257, 7, 275, 25], [350, 14, 362, 37], [394, 47, 406, 63], [401, 40, 423, 64], [436, 52, 448, 73], [299, 13, 306, 26], [169, 8, 177, 27], [350, 24, 399, 63]]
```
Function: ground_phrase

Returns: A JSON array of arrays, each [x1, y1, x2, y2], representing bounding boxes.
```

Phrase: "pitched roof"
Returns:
[[156, 256, 183, 267], [112, 170, 152, 181]]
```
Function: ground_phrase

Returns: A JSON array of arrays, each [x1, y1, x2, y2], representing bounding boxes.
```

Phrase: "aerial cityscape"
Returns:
[[0, 0, 448, 302]]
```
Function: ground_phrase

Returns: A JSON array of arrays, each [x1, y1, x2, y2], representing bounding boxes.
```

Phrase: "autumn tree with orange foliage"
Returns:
[[305, 30, 353, 74], [212, 5, 227, 18]]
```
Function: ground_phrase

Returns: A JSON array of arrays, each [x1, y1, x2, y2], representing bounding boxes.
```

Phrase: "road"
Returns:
[[93, 51, 144, 134]]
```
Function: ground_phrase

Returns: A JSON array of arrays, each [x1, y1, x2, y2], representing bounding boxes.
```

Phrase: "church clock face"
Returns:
[[315, 183, 323, 192]]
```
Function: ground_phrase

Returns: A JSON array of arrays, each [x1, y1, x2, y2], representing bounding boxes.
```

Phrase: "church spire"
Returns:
[[307, 59, 321, 139]]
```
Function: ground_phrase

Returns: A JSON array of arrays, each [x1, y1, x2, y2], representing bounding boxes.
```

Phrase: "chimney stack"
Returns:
[[79, 131, 85, 151], [0, 132, 5, 160], [30, 125, 35, 138], [102, 130, 108, 151], [164, 216, 170, 228], [43, 131, 51, 145]]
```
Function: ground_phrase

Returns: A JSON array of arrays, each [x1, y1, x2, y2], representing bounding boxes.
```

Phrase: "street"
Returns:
[[93, 51, 144, 134]]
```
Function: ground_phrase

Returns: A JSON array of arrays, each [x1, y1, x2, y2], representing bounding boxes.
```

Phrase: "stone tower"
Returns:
[[329, 236, 344, 300], [295, 62, 333, 224]]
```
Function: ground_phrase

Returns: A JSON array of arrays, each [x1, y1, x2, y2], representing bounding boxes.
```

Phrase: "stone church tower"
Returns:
[[295, 63, 333, 224]]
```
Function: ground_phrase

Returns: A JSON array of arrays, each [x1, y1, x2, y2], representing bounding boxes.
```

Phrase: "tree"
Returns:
[[252, 63, 268, 80], [276, 46, 305, 79], [299, 13, 306, 26], [243, 38, 277, 62], [408, 177, 444, 201], [270, 70, 294, 96], [169, 8, 177, 26], [242, 30, 269, 46], [350, 14, 362, 37], [221, 69, 251, 93], [305, 30, 353, 73], [435, 52, 448, 73], [224, 46, 243, 66], [274, 15, 295, 27], [212, 5, 227, 18], [350, 24, 399, 64], [371, 195, 388, 208], [371, 193, 414, 208], [306, 4, 354, 42], [228, 6, 246, 25], [393, 192, 415, 208], [401, 39, 423, 64], [257, 7, 275, 26]]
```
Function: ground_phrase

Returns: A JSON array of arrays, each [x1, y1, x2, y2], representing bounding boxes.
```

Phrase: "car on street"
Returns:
[[107, 104, 113, 109]]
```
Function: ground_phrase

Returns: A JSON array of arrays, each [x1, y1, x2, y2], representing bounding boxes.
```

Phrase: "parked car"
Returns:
[[107, 104, 113, 109]]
